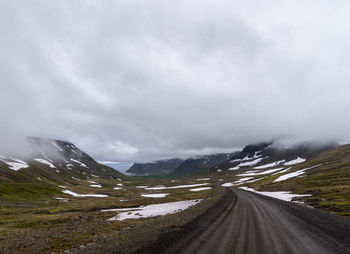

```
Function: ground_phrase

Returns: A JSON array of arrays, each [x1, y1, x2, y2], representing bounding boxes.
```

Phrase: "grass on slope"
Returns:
[[248, 144, 350, 216], [0, 183, 61, 202]]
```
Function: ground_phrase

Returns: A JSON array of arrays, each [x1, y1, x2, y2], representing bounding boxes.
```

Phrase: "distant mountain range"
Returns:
[[127, 158, 183, 175], [0, 137, 125, 184], [127, 152, 238, 176], [126, 141, 337, 177], [0, 137, 338, 181], [171, 153, 238, 176]]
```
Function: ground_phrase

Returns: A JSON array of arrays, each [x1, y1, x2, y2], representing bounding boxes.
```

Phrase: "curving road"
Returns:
[[182, 188, 350, 254]]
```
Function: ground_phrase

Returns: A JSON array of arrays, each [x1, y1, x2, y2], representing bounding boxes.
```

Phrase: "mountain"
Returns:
[[171, 152, 238, 176], [169, 141, 332, 177], [215, 141, 337, 173], [224, 143, 350, 216], [127, 158, 183, 175], [0, 137, 125, 184]]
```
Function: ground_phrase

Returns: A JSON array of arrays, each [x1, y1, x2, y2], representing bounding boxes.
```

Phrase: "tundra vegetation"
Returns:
[[1, 143, 350, 253]]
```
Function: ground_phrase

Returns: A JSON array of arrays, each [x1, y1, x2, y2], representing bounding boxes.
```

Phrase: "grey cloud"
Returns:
[[1, 0, 350, 163]]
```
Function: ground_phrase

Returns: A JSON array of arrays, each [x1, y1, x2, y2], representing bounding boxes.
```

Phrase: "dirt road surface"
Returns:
[[182, 188, 350, 254]]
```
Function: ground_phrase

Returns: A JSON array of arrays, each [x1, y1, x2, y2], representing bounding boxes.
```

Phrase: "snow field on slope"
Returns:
[[141, 193, 169, 198], [104, 199, 202, 221], [254, 160, 285, 169], [0, 157, 29, 171], [237, 167, 284, 177], [190, 187, 212, 192], [284, 157, 306, 165], [62, 190, 108, 198], [273, 164, 322, 182], [237, 157, 264, 167], [239, 187, 311, 202], [34, 158, 56, 168], [145, 183, 209, 190]]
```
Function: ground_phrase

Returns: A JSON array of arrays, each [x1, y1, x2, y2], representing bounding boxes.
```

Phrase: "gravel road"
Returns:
[[182, 188, 350, 254]]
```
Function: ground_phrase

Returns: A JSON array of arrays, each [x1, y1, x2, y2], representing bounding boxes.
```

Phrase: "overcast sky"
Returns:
[[1, 0, 350, 163]]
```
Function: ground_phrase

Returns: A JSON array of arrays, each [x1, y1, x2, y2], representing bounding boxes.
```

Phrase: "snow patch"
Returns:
[[190, 187, 212, 192], [272, 167, 292, 175], [230, 158, 244, 163], [273, 164, 322, 182], [145, 183, 209, 190], [9, 158, 26, 164], [70, 159, 88, 168], [34, 158, 56, 168], [234, 177, 253, 184], [62, 190, 108, 197], [284, 157, 306, 166], [196, 178, 211, 181], [230, 154, 261, 163], [254, 160, 285, 169], [54, 197, 69, 202], [237, 158, 264, 167], [221, 182, 234, 187], [141, 193, 169, 198], [66, 164, 74, 170], [237, 167, 284, 177], [52, 142, 64, 152], [90, 184, 102, 188], [239, 187, 311, 202], [1, 158, 29, 171], [105, 199, 201, 221], [246, 177, 266, 183]]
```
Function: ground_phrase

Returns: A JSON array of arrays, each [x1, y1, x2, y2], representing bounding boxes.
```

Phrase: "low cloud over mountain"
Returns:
[[1, 0, 350, 163]]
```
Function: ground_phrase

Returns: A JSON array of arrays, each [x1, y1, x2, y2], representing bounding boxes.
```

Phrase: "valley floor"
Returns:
[[1, 168, 350, 253], [0, 177, 223, 253]]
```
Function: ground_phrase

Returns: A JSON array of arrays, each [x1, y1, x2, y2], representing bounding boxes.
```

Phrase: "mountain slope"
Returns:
[[215, 142, 336, 173], [212, 141, 350, 215], [0, 137, 125, 185], [172, 152, 238, 176], [127, 158, 183, 175], [244, 144, 350, 216], [170, 141, 331, 177]]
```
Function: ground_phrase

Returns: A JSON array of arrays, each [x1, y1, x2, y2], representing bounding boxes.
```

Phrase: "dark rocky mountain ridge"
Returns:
[[170, 152, 239, 176], [127, 158, 183, 175]]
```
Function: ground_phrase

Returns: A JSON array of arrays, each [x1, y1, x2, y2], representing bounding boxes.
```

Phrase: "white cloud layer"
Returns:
[[1, 0, 350, 162]]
